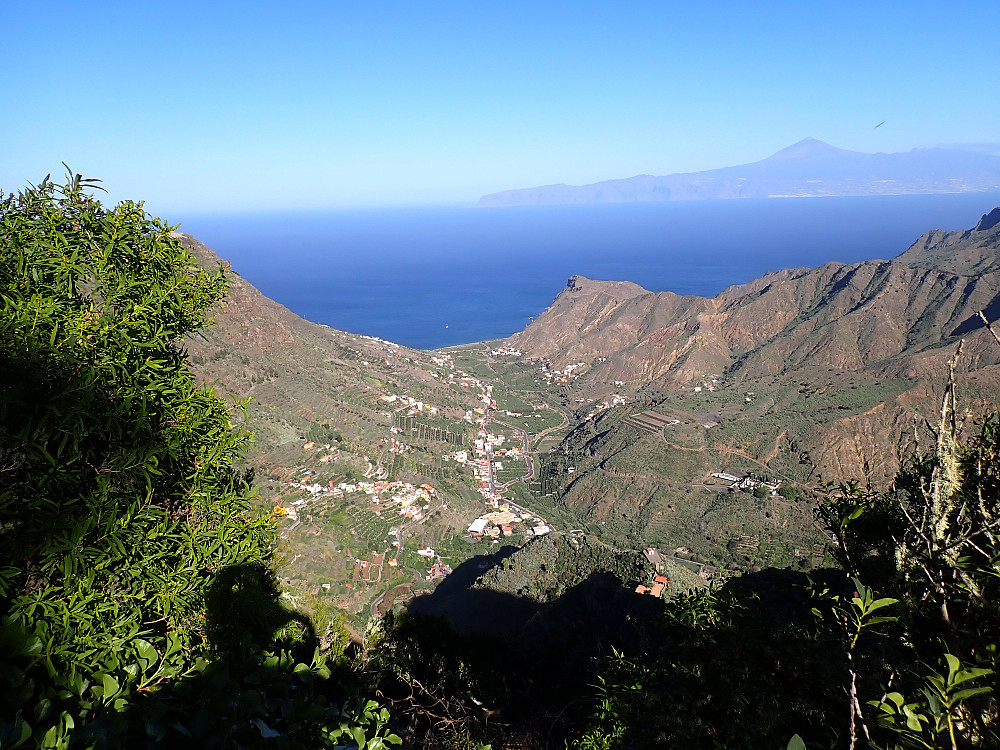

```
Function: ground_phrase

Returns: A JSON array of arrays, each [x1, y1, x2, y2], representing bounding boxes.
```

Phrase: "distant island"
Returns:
[[478, 138, 1000, 206]]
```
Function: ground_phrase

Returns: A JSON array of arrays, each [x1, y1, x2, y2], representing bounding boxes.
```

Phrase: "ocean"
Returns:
[[178, 193, 1000, 350]]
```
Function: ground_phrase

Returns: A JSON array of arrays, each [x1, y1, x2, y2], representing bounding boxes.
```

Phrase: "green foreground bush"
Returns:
[[0, 174, 398, 748]]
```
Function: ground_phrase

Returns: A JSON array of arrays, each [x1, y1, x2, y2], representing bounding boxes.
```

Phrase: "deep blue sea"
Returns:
[[178, 194, 1000, 350]]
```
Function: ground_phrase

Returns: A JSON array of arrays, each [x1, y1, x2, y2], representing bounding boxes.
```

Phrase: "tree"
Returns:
[[817, 346, 998, 748], [0, 172, 398, 748]]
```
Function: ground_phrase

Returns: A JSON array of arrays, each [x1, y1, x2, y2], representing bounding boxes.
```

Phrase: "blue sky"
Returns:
[[3, 1, 998, 213]]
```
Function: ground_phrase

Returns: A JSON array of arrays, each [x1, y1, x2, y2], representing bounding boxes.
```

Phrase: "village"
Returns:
[[270, 336, 794, 624], [267, 339, 771, 626], [270, 345, 562, 618]]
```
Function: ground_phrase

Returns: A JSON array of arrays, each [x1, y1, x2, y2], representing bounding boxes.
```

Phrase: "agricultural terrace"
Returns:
[[446, 346, 500, 382]]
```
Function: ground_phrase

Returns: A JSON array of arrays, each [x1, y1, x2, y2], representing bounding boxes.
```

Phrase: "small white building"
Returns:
[[711, 472, 742, 483], [468, 518, 488, 534]]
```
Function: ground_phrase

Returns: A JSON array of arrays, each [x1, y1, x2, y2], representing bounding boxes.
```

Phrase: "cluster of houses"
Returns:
[[463, 408, 490, 424], [420, 357, 490, 396], [469, 430, 502, 496], [582, 393, 629, 421], [635, 574, 670, 598], [495, 443, 522, 459], [387, 439, 411, 455], [466, 508, 551, 540], [274, 478, 437, 522], [446, 373, 483, 389], [374, 481, 436, 518], [489, 346, 522, 357], [426, 560, 452, 580], [472, 462, 500, 501], [429, 353, 455, 369], [379, 393, 440, 416], [536, 359, 589, 385], [691, 377, 720, 393], [353, 552, 387, 583], [300, 441, 342, 464], [710, 472, 782, 494]]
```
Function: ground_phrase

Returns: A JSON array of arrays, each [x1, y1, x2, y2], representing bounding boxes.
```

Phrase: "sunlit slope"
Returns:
[[514, 210, 1000, 561]]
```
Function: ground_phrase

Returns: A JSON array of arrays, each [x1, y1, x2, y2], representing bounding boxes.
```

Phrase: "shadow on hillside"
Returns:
[[90, 562, 349, 747], [376, 550, 668, 745], [408, 552, 663, 647], [205, 562, 318, 659], [379, 557, 855, 748]]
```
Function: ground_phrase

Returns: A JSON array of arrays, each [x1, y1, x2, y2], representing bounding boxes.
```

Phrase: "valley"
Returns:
[[180, 205, 1000, 633]]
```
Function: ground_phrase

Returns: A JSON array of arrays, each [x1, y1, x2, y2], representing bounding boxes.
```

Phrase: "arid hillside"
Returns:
[[509, 208, 1000, 386], [510, 210, 1000, 547]]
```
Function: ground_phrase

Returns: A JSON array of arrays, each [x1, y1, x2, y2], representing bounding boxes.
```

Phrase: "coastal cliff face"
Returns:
[[510, 209, 1000, 500]]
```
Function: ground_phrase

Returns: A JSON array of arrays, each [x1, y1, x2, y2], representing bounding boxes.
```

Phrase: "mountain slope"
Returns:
[[510, 208, 1000, 383], [176, 233, 516, 625], [894, 206, 1000, 275], [510, 210, 1000, 538], [479, 139, 1000, 205]]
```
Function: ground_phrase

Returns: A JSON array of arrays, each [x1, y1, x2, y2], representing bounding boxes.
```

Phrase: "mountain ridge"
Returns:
[[510, 207, 1000, 378], [508, 208, 1000, 492]]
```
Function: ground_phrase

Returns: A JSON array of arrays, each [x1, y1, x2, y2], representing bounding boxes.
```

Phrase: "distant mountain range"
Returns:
[[479, 139, 1000, 206]]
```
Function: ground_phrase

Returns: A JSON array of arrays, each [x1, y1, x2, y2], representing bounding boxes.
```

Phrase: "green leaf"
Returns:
[[101, 673, 120, 700], [903, 707, 925, 732], [944, 654, 960, 678], [786, 734, 807, 750], [953, 667, 993, 686], [952, 687, 991, 702], [352, 726, 367, 748], [34, 697, 53, 723], [865, 616, 897, 626], [883, 692, 905, 709], [868, 597, 898, 612], [134, 638, 157, 671], [8, 716, 32, 749]]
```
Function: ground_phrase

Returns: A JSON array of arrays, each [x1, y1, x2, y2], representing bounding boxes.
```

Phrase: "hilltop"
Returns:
[[479, 138, 1000, 205]]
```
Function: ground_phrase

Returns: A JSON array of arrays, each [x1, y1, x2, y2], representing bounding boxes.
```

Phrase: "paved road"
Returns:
[[485, 416, 535, 491]]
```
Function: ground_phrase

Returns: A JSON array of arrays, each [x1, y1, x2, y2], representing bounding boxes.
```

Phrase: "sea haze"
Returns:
[[178, 193, 1000, 350]]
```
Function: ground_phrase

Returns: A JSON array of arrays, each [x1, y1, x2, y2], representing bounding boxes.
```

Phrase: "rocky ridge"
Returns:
[[511, 209, 1000, 521], [509, 209, 1000, 385]]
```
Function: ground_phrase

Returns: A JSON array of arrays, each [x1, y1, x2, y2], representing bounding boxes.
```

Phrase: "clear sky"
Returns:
[[3, 1, 998, 213]]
